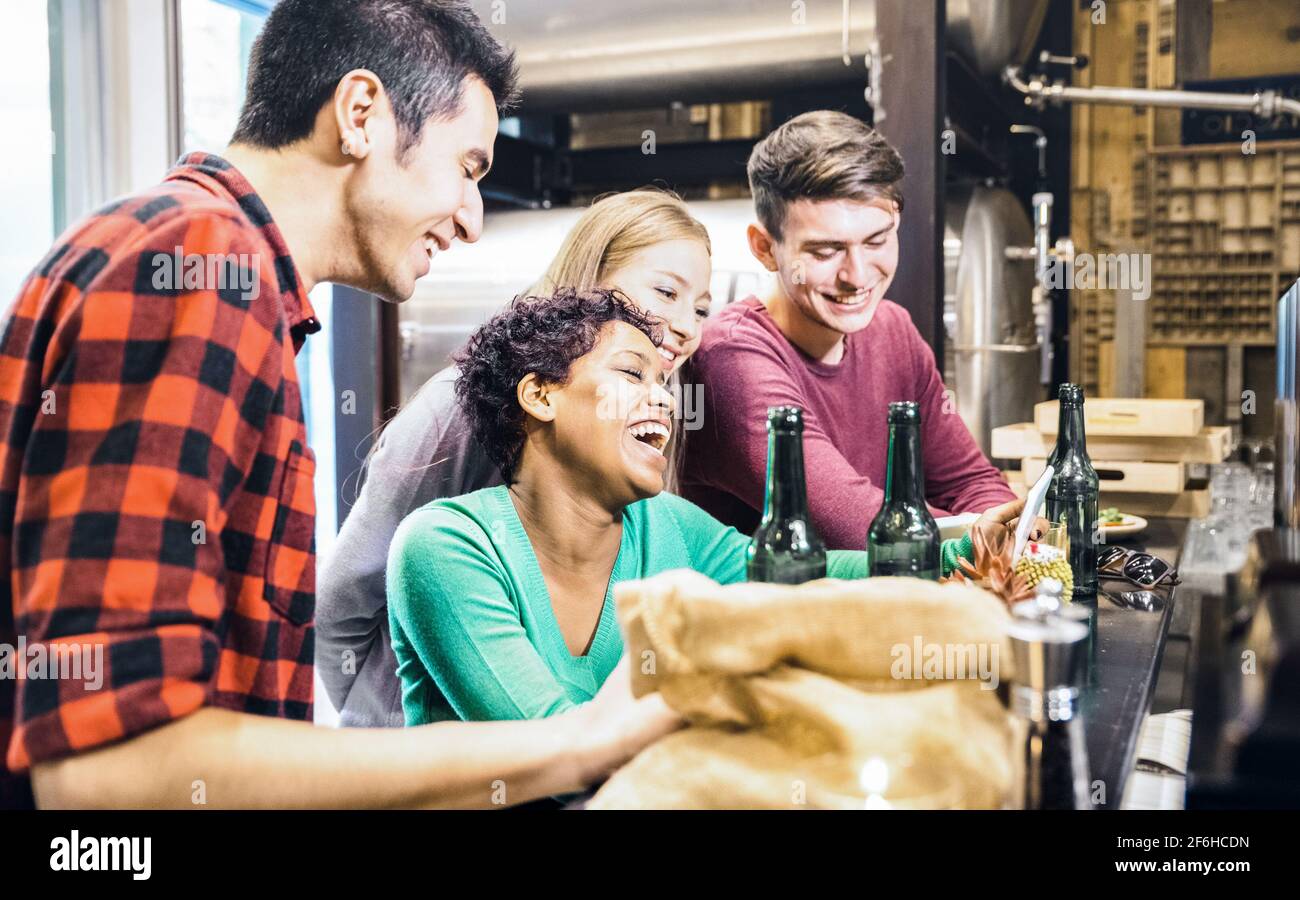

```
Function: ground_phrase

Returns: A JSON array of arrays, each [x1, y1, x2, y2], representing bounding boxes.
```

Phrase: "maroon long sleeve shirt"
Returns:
[[680, 296, 1016, 550]]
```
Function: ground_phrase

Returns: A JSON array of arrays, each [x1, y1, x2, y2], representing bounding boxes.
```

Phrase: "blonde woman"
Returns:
[[317, 190, 713, 727]]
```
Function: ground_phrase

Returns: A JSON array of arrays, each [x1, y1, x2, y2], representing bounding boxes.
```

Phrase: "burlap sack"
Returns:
[[589, 570, 1019, 809]]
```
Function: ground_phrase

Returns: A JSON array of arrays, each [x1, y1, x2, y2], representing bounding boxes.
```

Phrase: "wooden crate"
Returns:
[[1005, 463, 1207, 519], [1023, 457, 1186, 494], [1035, 398, 1204, 437], [1005, 468, 1026, 499], [992, 422, 1231, 463], [1108, 489, 1211, 520]]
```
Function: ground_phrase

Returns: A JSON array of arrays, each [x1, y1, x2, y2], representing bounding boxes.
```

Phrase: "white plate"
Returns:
[[1101, 513, 1148, 540], [935, 512, 980, 542]]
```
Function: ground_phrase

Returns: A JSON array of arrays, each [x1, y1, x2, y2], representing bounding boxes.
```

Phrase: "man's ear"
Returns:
[[333, 69, 382, 160], [516, 373, 556, 423], [747, 223, 780, 273]]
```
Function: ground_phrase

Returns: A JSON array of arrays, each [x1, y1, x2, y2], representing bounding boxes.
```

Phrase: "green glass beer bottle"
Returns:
[[867, 401, 941, 579], [1045, 384, 1100, 600], [747, 406, 827, 584]]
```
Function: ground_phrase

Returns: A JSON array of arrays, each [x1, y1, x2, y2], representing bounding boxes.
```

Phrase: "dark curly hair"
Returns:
[[454, 289, 663, 483]]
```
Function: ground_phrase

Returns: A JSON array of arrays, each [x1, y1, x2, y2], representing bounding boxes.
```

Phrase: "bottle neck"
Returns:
[[1057, 401, 1087, 454], [884, 421, 926, 505], [763, 427, 809, 522]]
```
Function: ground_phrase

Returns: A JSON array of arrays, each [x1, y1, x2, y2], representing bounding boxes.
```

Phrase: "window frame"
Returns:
[[47, 0, 183, 230]]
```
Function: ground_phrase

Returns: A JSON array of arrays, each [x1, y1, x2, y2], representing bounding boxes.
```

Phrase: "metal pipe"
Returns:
[[1003, 66, 1300, 120], [1010, 123, 1048, 178], [1029, 192, 1053, 283]]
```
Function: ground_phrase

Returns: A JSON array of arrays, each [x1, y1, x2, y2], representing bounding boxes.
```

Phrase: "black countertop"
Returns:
[[1080, 516, 1185, 809]]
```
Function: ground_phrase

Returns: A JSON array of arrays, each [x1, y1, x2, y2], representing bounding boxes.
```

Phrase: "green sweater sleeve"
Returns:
[[387, 506, 575, 722], [828, 534, 969, 579], [654, 493, 973, 581], [941, 533, 974, 577]]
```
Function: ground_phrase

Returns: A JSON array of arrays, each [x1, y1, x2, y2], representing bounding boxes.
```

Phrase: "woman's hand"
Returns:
[[969, 498, 1049, 554], [571, 656, 683, 786]]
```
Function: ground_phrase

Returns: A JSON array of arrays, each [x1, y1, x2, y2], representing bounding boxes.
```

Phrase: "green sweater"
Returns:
[[387, 485, 972, 725]]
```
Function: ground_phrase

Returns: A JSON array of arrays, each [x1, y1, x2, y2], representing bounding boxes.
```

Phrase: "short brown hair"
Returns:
[[748, 110, 905, 240]]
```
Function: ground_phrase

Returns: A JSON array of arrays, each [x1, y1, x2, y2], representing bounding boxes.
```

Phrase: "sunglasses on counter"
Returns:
[[1097, 546, 1180, 590]]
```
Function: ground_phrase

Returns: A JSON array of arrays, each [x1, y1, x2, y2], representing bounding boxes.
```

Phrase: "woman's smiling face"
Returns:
[[600, 239, 712, 376], [538, 321, 677, 504]]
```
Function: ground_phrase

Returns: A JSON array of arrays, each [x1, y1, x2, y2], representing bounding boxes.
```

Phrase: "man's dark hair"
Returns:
[[748, 110, 905, 240], [231, 0, 519, 160], [454, 289, 662, 483]]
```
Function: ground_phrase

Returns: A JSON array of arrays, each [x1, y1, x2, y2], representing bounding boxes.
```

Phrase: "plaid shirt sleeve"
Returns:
[[3, 201, 297, 771]]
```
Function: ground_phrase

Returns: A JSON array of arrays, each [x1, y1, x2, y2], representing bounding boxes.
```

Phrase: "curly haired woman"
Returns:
[[386, 289, 1029, 726]]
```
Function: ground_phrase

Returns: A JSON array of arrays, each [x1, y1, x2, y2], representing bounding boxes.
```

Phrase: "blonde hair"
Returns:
[[528, 189, 712, 295], [528, 189, 711, 495]]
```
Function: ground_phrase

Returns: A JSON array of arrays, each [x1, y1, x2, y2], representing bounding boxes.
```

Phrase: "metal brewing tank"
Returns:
[[473, 0, 1048, 112], [944, 183, 1041, 458], [946, 0, 1050, 79]]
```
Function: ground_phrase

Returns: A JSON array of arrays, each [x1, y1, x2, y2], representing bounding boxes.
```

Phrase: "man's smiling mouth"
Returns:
[[822, 283, 879, 306]]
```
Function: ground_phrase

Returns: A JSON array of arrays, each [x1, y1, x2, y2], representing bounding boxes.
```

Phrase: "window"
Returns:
[[0, 1, 55, 303], [179, 0, 267, 154]]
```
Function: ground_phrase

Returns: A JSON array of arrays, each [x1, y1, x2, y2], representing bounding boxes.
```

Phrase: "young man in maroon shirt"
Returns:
[[682, 111, 1017, 550], [0, 0, 675, 810]]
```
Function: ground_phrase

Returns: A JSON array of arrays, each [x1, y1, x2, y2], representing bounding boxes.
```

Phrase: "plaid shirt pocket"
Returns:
[[263, 440, 316, 626]]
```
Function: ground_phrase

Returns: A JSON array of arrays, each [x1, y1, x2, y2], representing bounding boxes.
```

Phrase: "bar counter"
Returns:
[[1082, 516, 1185, 809]]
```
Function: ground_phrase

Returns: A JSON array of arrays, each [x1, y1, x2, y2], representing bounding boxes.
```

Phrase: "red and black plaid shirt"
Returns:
[[0, 153, 321, 807]]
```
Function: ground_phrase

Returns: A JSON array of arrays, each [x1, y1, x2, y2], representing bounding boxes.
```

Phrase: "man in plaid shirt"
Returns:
[[0, 0, 676, 810]]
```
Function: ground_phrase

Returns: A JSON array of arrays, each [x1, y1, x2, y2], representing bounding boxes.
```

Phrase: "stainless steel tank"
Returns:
[[473, 0, 1048, 112], [946, 0, 1050, 79], [944, 183, 1041, 458]]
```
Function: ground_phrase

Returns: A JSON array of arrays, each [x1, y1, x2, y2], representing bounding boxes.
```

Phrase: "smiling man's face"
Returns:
[[766, 196, 900, 335], [343, 75, 499, 303]]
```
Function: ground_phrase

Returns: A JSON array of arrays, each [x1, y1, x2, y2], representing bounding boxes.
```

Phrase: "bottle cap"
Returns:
[[887, 401, 921, 425], [1058, 383, 1085, 406]]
